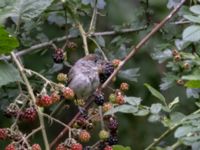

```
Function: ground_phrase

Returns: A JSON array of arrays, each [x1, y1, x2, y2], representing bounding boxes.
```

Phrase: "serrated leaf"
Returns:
[[182, 75, 200, 80], [183, 15, 200, 23], [118, 68, 139, 82], [150, 103, 162, 114], [134, 109, 149, 116], [0, 26, 19, 54], [144, 83, 166, 104], [175, 126, 199, 138], [113, 145, 131, 150], [104, 104, 138, 116], [124, 96, 142, 106], [190, 5, 200, 15], [185, 80, 200, 88], [0, 61, 22, 87], [0, 0, 53, 24], [182, 25, 200, 42]]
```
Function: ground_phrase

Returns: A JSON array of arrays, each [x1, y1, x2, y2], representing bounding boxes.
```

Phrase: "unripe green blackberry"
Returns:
[[57, 73, 68, 82], [99, 129, 110, 140], [109, 94, 116, 103]]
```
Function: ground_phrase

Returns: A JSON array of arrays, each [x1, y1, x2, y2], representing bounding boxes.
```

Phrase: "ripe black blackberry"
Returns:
[[21, 107, 37, 122], [52, 48, 65, 63], [107, 135, 118, 145], [99, 62, 114, 83], [108, 117, 118, 131], [94, 91, 105, 106]]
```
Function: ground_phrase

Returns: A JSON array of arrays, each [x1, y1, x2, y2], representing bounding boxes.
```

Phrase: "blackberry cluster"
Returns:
[[94, 91, 105, 106], [107, 135, 118, 145], [107, 117, 119, 146], [99, 62, 114, 83], [52, 48, 65, 63]]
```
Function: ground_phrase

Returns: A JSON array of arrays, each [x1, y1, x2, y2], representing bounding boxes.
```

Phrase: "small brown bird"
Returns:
[[68, 54, 104, 100]]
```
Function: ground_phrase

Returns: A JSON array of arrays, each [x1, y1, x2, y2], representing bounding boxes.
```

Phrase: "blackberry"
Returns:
[[76, 116, 87, 127], [99, 62, 114, 83], [52, 48, 65, 63], [21, 107, 37, 122], [0, 128, 8, 140], [94, 91, 105, 106], [108, 117, 118, 131], [4, 104, 19, 118], [107, 135, 118, 145]]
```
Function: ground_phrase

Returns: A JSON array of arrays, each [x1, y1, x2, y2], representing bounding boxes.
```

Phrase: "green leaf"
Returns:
[[113, 145, 131, 150], [150, 103, 162, 114], [182, 75, 200, 80], [144, 83, 166, 104], [0, 0, 53, 24], [182, 25, 200, 42], [0, 61, 22, 87], [104, 104, 138, 116], [95, 35, 105, 47], [190, 5, 200, 15], [0, 26, 19, 54], [183, 15, 200, 23], [185, 80, 200, 88], [124, 96, 142, 106], [118, 68, 139, 82], [134, 109, 149, 116]]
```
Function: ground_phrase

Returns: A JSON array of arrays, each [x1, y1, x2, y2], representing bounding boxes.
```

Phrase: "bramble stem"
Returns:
[[11, 52, 50, 150]]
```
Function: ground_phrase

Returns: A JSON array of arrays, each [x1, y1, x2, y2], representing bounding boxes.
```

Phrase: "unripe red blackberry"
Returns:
[[63, 87, 75, 99], [99, 62, 114, 83], [99, 129, 110, 140], [112, 59, 121, 68], [120, 82, 129, 91], [53, 48, 65, 63], [36, 95, 52, 107], [104, 145, 113, 150], [115, 95, 125, 105], [76, 116, 87, 127], [108, 117, 118, 131], [21, 107, 37, 122], [56, 144, 67, 150], [31, 144, 41, 150], [0, 128, 8, 140], [5, 143, 16, 150], [79, 130, 91, 142], [107, 135, 118, 145], [71, 143, 83, 150], [94, 91, 105, 106], [57, 73, 68, 82], [4, 104, 19, 118], [51, 92, 61, 103]]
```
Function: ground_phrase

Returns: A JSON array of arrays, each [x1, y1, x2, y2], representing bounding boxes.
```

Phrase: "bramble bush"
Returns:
[[0, 0, 200, 150]]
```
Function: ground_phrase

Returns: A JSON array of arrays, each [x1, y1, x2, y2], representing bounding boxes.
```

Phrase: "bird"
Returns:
[[67, 54, 104, 100]]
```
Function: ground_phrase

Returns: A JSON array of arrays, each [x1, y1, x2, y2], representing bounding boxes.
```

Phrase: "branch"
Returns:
[[11, 52, 50, 150], [0, 27, 146, 61], [49, 0, 186, 148], [78, 23, 89, 55]]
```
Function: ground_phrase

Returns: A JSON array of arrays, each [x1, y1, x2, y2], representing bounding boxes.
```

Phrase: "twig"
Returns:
[[49, 0, 186, 148], [0, 27, 146, 61], [88, 0, 98, 32], [78, 23, 89, 55], [11, 52, 50, 150], [26, 126, 42, 139]]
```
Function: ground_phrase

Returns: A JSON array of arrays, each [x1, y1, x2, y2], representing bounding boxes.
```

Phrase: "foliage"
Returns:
[[1, 0, 200, 150]]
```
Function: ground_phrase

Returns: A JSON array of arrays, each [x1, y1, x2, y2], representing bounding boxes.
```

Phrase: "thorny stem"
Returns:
[[78, 23, 89, 55], [145, 108, 200, 150], [99, 106, 104, 129], [49, 0, 186, 148], [11, 52, 50, 150], [88, 0, 98, 32], [25, 126, 42, 140], [0, 27, 147, 61]]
